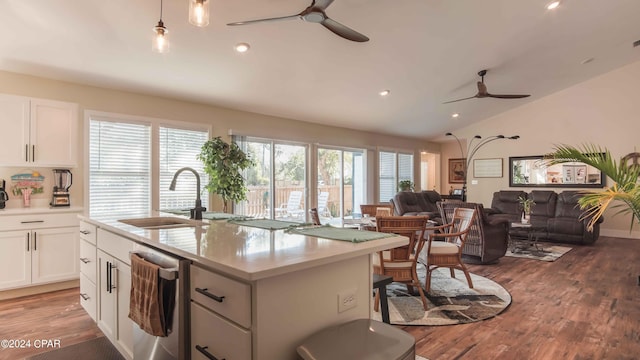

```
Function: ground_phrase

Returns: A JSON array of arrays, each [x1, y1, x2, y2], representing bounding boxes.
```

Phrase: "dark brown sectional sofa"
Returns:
[[487, 190, 602, 245]]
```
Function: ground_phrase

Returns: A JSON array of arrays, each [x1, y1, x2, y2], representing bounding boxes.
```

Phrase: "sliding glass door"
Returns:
[[317, 147, 366, 223], [236, 137, 308, 223]]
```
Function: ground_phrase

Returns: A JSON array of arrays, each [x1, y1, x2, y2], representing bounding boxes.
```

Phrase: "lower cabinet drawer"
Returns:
[[79, 273, 97, 322], [191, 301, 251, 360], [190, 265, 251, 328], [79, 239, 97, 282]]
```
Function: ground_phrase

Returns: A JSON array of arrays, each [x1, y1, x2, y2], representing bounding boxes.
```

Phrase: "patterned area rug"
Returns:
[[372, 266, 511, 326], [506, 242, 572, 262]]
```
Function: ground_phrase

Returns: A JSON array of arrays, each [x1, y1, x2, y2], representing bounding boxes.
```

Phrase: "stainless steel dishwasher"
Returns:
[[131, 243, 190, 360]]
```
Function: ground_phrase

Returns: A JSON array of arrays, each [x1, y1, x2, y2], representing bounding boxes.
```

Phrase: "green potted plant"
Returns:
[[198, 136, 254, 213], [398, 180, 414, 192], [545, 143, 640, 230], [518, 196, 536, 224]]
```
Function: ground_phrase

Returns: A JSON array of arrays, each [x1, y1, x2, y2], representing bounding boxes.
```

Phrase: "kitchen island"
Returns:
[[80, 213, 408, 360]]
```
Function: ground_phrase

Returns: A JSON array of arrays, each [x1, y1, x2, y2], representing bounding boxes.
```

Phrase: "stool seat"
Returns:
[[297, 318, 415, 360]]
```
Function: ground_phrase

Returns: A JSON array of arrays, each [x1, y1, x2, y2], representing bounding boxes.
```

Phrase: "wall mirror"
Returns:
[[509, 156, 605, 188]]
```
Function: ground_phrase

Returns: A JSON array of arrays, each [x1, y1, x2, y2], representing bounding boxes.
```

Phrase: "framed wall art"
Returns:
[[473, 158, 503, 178], [448, 158, 466, 184]]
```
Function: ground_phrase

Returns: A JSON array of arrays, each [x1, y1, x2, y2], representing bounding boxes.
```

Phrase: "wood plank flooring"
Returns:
[[0, 288, 103, 360], [404, 236, 640, 359], [0, 236, 638, 359]]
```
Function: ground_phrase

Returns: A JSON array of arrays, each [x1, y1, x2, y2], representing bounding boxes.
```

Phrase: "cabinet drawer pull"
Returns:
[[195, 288, 225, 303], [195, 345, 224, 360], [79, 230, 91, 235], [21, 220, 44, 224], [80, 258, 90, 264], [80, 293, 90, 301], [32, 145, 35, 162]]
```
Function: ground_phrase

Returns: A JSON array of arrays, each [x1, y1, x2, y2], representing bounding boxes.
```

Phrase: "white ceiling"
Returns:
[[1, 0, 639, 140]]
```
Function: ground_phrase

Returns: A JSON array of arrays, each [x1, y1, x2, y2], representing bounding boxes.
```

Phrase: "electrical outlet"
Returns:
[[338, 288, 358, 313]]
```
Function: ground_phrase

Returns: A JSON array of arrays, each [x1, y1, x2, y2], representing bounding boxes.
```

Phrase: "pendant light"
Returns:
[[152, 0, 169, 53], [189, 0, 210, 27]]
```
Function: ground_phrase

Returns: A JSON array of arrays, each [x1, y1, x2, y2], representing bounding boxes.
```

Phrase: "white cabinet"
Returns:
[[96, 229, 134, 360], [0, 93, 78, 167], [79, 221, 98, 321], [190, 264, 252, 360], [0, 212, 80, 291]]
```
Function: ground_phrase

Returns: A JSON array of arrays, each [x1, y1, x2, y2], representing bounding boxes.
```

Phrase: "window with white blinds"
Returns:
[[159, 127, 209, 211], [89, 119, 151, 219], [89, 115, 209, 219], [379, 151, 397, 203], [378, 150, 414, 202]]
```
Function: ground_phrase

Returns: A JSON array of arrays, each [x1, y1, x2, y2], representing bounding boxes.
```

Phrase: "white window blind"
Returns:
[[379, 151, 414, 202], [379, 151, 397, 202], [398, 153, 414, 183], [159, 127, 208, 211], [89, 120, 151, 219]]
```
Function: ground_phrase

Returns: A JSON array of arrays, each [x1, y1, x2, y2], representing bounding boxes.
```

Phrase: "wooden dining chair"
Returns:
[[309, 208, 321, 225], [360, 203, 394, 217], [423, 207, 477, 292], [373, 215, 430, 311]]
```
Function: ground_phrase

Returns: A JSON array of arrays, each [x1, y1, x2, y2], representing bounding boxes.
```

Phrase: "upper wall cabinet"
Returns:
[[0, 94, 79, 167]]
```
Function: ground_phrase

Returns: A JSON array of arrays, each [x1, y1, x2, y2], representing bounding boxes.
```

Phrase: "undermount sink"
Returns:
[[119, 217, 206, 230]]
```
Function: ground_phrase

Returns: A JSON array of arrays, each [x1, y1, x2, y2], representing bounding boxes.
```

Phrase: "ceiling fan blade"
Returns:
[[227, 14, 299, 26], [442, 95, 479, 104], [487, 94, 531, 99], [321, 18, 369, 42], [312, 0, 335, 11]]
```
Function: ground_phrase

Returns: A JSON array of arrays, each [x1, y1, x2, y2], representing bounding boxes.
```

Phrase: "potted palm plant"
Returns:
[[198, 136, 254, 213], [545, 143, 640, 231]]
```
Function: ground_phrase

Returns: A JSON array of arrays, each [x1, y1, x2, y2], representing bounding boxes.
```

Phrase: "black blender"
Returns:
[[50, 169, 72, 207], [0, 179, 8, 209]]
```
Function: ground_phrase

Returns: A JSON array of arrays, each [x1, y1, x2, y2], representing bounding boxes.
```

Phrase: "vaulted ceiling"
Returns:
[[1, 0, 639, 139]]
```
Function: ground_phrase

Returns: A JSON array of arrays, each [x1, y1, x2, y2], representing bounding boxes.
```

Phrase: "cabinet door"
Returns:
[[98, 250, 117, 340], [0, 230, 31, 290], [30, 98, 78, 166], [0, 94, 30, 166], [115, 260, 134, 359], [31, 227, 80, 285]]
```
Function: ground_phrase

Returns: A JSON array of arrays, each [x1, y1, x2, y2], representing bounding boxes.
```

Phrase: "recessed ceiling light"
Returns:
[[451, 113, 459, 118], [546, 1, 560, 10], [379, 90, 390, 96], [235, 43, 250, 53]]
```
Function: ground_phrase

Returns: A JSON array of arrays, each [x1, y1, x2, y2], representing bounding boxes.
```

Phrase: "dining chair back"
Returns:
[[423, 207, 477, 292], [360, 203, 394, 217], [309, 208, 321, 225], [373, 215, 430, 310]]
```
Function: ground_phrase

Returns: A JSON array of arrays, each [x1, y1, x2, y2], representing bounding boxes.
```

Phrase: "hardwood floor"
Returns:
[[404, 236, 640, 360], [0, 236, 638, 360], [0, 288, 103, 360]]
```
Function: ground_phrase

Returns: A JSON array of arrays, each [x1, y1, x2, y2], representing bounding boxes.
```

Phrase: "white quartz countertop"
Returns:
[[80, 212, 408, 282]]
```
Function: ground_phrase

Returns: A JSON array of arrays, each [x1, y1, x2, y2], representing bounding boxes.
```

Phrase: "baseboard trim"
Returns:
[[0, 280, 79, 301], [600, 229, 640, 239]]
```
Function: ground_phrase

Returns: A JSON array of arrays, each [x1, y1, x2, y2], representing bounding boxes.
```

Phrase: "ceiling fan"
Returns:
[[227, 0, 369, 42], [443, 70, 531, 104]]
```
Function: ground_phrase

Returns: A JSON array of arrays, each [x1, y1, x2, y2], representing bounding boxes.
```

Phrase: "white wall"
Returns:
[[0, 70, 440, 211], [440, 60, 640, 238]]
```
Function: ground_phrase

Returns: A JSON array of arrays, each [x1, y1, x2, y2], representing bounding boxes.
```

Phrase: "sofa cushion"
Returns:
[[529, 190, 558, 224], [392, 192, 424, 214], [490, 190, 528, 217]]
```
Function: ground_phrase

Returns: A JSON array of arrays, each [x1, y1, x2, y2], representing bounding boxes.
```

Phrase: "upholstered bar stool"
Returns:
[[297, 318, 415, 360]]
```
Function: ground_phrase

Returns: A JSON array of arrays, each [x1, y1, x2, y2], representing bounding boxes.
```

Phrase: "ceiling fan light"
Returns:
[[189, 0, 210, 27], [152, 20, 169, 53]]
